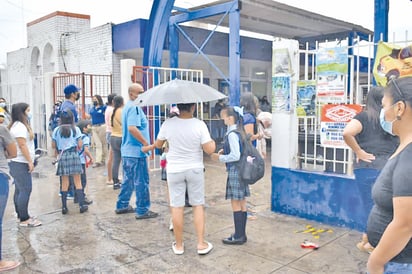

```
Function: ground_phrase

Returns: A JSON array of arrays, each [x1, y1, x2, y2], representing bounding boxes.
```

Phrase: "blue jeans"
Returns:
[[116, 157, 150, 215], [384, 262, 412, 273], [9, 161, 32, 222], [0, 173, 10, 260]]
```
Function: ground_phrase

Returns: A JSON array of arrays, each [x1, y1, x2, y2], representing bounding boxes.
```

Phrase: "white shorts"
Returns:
[[167, 168, 205, 207]]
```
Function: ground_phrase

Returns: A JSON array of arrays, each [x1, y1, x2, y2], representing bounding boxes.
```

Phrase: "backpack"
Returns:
[[48, 105, 62, 131], [231, 130, 265, 185]]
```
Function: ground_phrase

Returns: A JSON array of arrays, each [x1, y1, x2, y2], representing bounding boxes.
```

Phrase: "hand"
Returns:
[[210, 153, 220, 161], [218, 149, 223, 155], [142, 145, 153, 153], [28, 162, 34, 173], [356, 149, 376, 163]]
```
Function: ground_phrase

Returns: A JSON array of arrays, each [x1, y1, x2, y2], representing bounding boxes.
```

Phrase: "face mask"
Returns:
[[27, 112, 32, 121], [75, 93, 80, 101], [93, 101, 98, 106], [87, 128, 92, 134], [0, 103, 5, 108], [379, 108, 397, 136]]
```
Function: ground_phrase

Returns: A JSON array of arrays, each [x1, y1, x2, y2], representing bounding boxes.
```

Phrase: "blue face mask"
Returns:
[[27, 112, 32, 122], [379, 108, 396, 136], [0, 103, 5, 108]]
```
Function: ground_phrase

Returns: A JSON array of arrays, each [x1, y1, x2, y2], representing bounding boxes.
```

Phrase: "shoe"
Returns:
[[19, 217, 42, 227], [113, 183, 121, 190], [222, 234, 246, 245], [80, 205, 88, 213], [356, 241, 374, 254], [115, 205, 135, 214], [106, 181, 113, 186], [92, 162, 103, 168], [135, 210, 159, 220], [172, 242, 184, 255], [169, 218, 174, 231], [62, 207, 68, 215], [0, 260, 21, 272], [83, 197, 93, 205], [197, 241, 213, 255], [67, 195, 74, 200]]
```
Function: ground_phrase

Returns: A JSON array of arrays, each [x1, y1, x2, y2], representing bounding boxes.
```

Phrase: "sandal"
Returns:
[[0, 260, 21, 271], [19, 217, 42, 227], [356, 234, 374, 254], [172, 242, 184, 255]]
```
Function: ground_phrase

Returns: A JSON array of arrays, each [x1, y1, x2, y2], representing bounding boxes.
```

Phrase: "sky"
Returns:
[[0, 0, 411, 65]]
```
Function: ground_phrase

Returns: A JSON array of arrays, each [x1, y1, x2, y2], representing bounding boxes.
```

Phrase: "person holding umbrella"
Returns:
[[143, 102, 216, 255]]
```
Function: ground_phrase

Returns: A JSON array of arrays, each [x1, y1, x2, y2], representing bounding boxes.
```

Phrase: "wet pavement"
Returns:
[[3, 150, 369, 273]]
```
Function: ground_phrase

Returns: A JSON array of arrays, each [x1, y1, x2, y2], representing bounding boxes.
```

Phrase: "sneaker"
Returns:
[[19, 217, 42, 227], [113, 183, 121, 190], [83, 197, 93, 205], [115, 205, 135, 214], [67, 195, 74, 200], [135, 210, 159, 220], [80, 205, 89, 213]]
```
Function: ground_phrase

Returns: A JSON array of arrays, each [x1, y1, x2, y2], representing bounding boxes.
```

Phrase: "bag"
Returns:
[[232, 130, 265, 185], [48, 105, 62, 131]]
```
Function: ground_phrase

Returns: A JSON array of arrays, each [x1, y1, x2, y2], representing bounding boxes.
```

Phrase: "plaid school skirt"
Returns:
[[56, 147, 82, 176], [225, 165, 250, 200]]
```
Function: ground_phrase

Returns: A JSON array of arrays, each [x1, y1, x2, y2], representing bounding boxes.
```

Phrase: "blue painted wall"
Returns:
[[271, 167, 380, 231], [112, 19, 147, 51]]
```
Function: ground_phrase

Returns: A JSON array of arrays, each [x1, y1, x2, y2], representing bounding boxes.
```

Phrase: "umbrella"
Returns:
[[136, 79, 227, 106]]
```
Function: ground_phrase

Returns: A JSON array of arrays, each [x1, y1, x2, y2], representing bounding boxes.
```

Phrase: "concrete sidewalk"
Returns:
[[2, 151, 369, 273]]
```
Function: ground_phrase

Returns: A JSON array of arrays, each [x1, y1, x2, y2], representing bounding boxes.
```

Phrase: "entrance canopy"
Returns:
[[180, 0, 373, 43]]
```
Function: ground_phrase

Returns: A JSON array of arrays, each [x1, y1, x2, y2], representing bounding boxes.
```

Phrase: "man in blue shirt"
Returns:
[[61, 84, 80, 123], [115, 83, 158, 219]]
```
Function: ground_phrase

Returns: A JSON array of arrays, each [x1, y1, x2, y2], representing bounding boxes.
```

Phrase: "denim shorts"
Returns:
[[167, 168, 204, 207], [384, 262, 412, 273]]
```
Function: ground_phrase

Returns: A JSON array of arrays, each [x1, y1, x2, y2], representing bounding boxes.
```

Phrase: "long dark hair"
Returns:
[[59, 110, 76, 138], [240, 93, 257, 116], [111, 95, 124, 127], [107, 93, 117, 106], [9, 102, 34, 140], [93, 95, 104, 107], [365, 86, 384, 125], [222, 106, 247, 142]]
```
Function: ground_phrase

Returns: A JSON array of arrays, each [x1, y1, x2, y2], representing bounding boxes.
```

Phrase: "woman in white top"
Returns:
[[8, 103, 41, 227]]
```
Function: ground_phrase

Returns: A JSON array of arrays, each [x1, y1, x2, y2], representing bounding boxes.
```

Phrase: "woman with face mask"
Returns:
[[0, 98, 11, 126], [8, 103, 41, 227], [366, 76, 412, 274], [343, 87, 399, 254], [89, 95, 107, 168]]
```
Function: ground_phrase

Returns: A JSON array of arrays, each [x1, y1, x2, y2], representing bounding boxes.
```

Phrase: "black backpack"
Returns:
[[230, 130, 265, 185]]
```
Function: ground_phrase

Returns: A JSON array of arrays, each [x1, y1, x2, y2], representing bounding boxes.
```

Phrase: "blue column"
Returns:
[[229, 6, 240, 106], [374, 0, 389, 45]]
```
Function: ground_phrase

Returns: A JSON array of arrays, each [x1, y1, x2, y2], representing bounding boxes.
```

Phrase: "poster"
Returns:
[[373, 41, 412, 86], [316, 47, 348, 103], [272, 75, 291, 112], [320, 104, 363, 148], [296, 80, 316, 116]]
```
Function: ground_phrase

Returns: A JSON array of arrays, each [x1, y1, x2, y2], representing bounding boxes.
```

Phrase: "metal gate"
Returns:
[[133, 66, 204, 170], [52, 73, 112, 119]]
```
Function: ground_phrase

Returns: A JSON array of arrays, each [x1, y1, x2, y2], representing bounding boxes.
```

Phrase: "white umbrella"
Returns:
[[135, 79, 227, 106]]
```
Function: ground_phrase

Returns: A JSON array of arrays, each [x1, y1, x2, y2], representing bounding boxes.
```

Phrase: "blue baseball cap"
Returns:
[[64, 84, 81, 95]]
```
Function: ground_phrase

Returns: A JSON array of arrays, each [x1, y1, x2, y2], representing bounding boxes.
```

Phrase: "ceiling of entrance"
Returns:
[[181, 0, 373, 42]]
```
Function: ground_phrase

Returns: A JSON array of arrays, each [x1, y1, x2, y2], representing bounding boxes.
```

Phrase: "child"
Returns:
[[76, 120, 94, 205], [211, 106, 249, 245], [52, 110, 88, 214], [160, 141, 174, 231]]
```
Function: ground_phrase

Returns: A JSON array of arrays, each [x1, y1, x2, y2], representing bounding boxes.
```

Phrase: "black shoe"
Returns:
[[62, 207, 68, 215], [113, 183, 121, 190], [74, 197, 79, 204], [135, 210, 159, 220], [80, 205, 88, 213], [222, 234, 246, 245], [115, 205, 135, 214], [83, 197, 93, 205]]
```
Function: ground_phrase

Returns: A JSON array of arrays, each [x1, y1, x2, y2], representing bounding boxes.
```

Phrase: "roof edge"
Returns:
[[27, 11, 90, 27]]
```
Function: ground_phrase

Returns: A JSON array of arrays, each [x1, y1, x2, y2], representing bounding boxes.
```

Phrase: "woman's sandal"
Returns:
[[356, 239, 374, 254]]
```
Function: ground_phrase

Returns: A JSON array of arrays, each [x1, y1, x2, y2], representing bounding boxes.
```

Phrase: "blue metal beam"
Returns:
[[229, 7, 240, 106], [170, 1, 239, 24], [143, 0, 175, 68], [374, 0, 389, 44]]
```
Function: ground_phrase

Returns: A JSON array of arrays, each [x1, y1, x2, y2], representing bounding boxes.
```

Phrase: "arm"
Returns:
[[202, 140, 216, 155], [5, 142, 17, 159], [15, 137, 34, 173], [141, 139, 166, 154], [84, 146, 94, 164], [244, 123, 260, 141], [343, 119, 375, 163], [128, 126, 150, 146], [367, 196, 412, 274]]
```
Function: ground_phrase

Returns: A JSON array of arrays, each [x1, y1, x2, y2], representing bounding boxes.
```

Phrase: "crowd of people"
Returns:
[[3, 76, 411, 272]]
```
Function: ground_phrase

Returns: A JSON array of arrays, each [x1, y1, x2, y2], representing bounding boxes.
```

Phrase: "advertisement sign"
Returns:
[[316, 47, 348, 103], [296, 80, 316, 116], [373, 41, 412, 86], [320, 104, 363, 148], [272, 75, 291, 112]]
